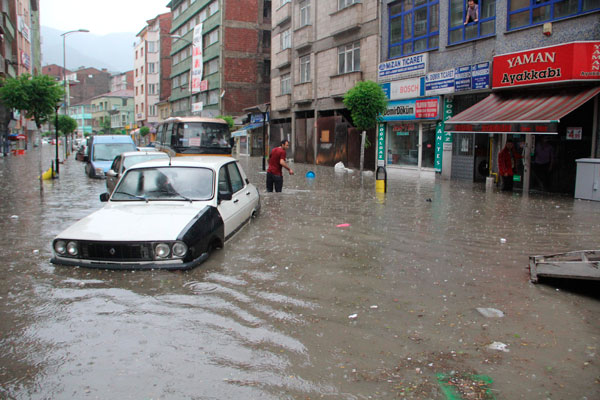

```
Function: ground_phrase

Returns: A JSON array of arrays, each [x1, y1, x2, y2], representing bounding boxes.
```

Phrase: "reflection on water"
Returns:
[[1, 146, 599, 399]]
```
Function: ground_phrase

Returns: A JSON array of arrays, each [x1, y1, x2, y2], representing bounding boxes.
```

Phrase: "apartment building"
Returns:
[[111, 71, 134, 92], [134, 13, 172, 131], [0, 0, 41, 153], [167, 0, 271, 118], [89, 90, 134, 134], [377, 0, 600, 195], [270, 0, 380, 168]]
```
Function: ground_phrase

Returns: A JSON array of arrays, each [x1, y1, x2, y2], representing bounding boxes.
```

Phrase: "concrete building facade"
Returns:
[[270, 0, 381, 168]]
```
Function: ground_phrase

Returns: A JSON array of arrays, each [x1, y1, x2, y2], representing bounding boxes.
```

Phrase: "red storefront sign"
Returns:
[[493, 41, 600, 88], [415, 98, 439, 118]]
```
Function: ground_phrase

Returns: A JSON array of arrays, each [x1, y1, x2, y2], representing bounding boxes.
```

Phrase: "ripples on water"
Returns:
[[1, 147, 599, 399]]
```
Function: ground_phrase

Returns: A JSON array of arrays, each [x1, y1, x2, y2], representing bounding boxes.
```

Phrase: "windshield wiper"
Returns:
[[114, 191, 148, 202]]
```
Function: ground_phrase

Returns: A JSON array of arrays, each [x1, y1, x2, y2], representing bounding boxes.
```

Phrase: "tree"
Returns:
[[58, 115, 78, 137], [99, 119, 112, 135], [0, 74, 64, 130], [139, 126, 150, 137], [216, 115, 235, 130], [343, 81, 388, 171]]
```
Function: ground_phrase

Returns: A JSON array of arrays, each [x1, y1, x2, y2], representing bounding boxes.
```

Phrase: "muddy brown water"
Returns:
[[0, 146, 599, 399]]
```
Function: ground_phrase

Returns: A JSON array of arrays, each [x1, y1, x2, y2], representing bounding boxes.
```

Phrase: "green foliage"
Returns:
[[139, 126, 150, 137], [216, 115, 235, 130], [0, 74, 64, 129], [99, 119, 112, 135], [58, 115, 77, 136], [343, 80, 388, 132]]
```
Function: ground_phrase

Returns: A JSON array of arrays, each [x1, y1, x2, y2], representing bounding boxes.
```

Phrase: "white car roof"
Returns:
[[120, 151, 168, 158], [128, 155, 237, 171]]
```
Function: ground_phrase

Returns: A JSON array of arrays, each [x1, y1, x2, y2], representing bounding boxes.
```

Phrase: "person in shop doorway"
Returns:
[[266, 139, 294, 193], [498, 140, 521, 191], [532, 136, 554, 191], [464, 0, 479, 25]]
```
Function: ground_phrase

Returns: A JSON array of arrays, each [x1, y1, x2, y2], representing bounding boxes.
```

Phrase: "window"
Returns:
[[148, 62, 157, 74], [508, 0, 600, 30], [300, 55, 310, 83], [448, 0, 495, 44], [208, 89, 219, 104], [388, 0, 439, 58], [338, 41, 360, 74], [281, 29, 291, 50], [149, 84, 157, 95], [205, 58, 219, 75], [209, 0, 219, 16], [199, 8, 207, 22], [339, 0, 359, 10], [203, 29, 219, 47], [149, 105, 157, 117], [281, 73, 291, 94], [300, 0, 311, 26], [148, 41, 157, 53]]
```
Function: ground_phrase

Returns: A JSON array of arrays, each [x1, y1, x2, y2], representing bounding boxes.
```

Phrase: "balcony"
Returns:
[[293, 25, 313, 51], [274, 1, 291, 27], [329, 71, 362, 98], [293, 82, 313, 104], [273, 48, 291, 69], [330, 3, 362, 38], [273, 94, 291, 111]]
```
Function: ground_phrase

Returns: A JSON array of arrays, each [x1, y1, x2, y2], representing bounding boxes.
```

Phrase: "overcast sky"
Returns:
[[40, 0, 171, 35]]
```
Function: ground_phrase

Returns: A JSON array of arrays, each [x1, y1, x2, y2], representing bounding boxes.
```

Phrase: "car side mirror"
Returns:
[[106, 170, 117, 177], [218, 190, 232, 203], [99, 192, 110, 202]]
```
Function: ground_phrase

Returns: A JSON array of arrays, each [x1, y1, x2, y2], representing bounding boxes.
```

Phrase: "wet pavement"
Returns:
[[0, 145, 599, 399]]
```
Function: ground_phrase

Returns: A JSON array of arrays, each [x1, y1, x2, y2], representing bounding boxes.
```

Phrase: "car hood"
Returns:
[[56, 201, 213, 241]]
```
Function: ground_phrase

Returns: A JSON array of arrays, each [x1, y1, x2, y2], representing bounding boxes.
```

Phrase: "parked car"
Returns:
[[51, 156, 261, 270], [75, 144, 87, 161], [84, 135, 137, 178], [105, 151, 169, 194]]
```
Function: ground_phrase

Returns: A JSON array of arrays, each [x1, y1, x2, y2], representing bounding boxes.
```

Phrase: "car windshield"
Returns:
[[111, 166, 214, 201], [122, 153, 168, 169], [174, 122, 230, 148], [93, 143, 136, 161]]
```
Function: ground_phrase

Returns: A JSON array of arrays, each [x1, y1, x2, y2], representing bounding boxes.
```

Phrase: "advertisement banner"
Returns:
[[425, 69, 455, 95], [377, 124, 386, 167], [380, 77, 424, 100], [492, 41, 600, 88], [378, 53, 428, 82], [190, 24, 204, 94], [472, 62, 490, 89], [434, 98, 454, 172], [381, 97, 440, 121]]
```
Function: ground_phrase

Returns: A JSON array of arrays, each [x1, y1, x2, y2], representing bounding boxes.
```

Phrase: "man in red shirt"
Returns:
[[266, 139, 294, 192]]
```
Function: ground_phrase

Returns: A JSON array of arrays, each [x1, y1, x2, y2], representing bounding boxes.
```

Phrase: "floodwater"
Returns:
[[0, 145, 599, 400]]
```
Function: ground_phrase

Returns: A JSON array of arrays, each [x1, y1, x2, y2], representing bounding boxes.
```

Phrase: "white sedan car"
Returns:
[[51, 156, 260, 270]]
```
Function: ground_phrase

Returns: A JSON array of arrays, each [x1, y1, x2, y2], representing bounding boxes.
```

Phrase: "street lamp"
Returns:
[[170, 34, 192, 45], [61, 29, 89, 157]]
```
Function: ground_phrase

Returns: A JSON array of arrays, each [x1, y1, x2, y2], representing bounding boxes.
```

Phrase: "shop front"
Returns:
[[379, 85, 441, 170], [445, 41, 600, 194]]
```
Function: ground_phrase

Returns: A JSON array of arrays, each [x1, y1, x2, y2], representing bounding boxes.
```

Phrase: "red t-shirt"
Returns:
[[267, 146, 286, 176]]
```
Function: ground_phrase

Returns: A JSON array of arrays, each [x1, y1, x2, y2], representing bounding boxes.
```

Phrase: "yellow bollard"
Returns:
[[375, 166, 387, 193]]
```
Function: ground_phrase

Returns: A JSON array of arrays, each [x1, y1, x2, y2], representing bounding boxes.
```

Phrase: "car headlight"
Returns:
[[155, 243, 170, 258], [54, 240, 66, 255], [95, 168, 104, 176], [66, 241, 79, 256], [172, 242, 188, 258]]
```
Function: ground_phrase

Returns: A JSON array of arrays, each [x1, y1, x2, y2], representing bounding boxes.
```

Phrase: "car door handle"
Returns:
[[233, 199, 239, 204], [246, 191, 251, 196]]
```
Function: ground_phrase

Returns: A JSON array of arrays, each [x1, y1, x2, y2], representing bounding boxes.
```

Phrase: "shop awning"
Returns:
[[445, 86, 600, 135], [231, 122, 265, 137]]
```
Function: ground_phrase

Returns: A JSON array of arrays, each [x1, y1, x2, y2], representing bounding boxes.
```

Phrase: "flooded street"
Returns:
[[1, 145, 599, 399]]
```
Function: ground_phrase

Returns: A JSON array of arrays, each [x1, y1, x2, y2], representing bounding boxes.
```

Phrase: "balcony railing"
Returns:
[[274, 1, 291, 27], [273, 48, 291, 69], [273, 94, 291, 111]]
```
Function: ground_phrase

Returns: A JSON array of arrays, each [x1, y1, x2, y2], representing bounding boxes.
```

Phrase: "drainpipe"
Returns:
[[591, 95, 598, 158]]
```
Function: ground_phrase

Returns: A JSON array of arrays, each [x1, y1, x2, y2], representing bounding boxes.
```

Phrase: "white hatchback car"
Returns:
[[51, 156, 260, 270]]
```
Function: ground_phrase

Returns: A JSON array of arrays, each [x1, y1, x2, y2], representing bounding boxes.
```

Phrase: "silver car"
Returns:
[[105, 151, 169, 194]]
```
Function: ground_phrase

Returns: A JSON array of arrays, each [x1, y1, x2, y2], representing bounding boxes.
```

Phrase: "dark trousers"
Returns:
[[501, 175, 513, 191], [266, 172, 283, 192]]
